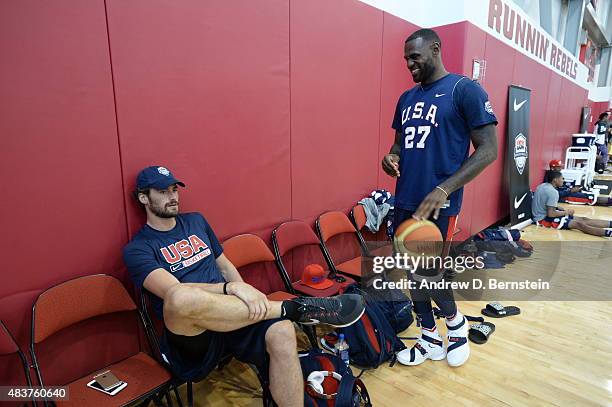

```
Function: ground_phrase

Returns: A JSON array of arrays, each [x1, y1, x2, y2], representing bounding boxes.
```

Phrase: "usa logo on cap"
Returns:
[[158, 167, 170, 176]]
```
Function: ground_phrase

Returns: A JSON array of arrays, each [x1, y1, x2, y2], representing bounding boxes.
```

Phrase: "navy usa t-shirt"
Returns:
[[123, 212, 224, 318], [392, 74, 497, 216]]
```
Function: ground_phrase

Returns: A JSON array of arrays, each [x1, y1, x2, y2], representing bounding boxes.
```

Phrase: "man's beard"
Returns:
[[419, 59, 436, 83], [149, 202, 178, 218]]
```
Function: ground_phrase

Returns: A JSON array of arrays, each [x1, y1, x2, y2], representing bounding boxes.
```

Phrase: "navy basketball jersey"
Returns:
[[391, 74, 497, 216], [123, 212, 225, 318]]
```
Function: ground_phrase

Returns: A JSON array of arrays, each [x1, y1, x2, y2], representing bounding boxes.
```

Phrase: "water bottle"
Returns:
[[334, 333, 350, 366]]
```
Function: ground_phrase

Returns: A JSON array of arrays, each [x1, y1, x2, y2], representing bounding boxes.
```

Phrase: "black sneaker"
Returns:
[[292, 294, 365, 328]]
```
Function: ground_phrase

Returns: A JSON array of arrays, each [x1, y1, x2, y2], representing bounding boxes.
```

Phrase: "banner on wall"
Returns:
[[507, 85, 532, 228]]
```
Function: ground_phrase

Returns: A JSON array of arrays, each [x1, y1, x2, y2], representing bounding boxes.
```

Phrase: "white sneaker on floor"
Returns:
[[446, 317, 470, 367], [397, 332, 446, 366]]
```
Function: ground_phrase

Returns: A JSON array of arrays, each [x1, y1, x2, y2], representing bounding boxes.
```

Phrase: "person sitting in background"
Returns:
[[123, 165, 365, 407], [532, 170, 612, 237], [594, 112, 609, 171], [545, 160, 611, 206]]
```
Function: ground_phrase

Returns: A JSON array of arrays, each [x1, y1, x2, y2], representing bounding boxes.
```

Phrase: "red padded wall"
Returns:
[[542, 73, 564, 176], [377, 13, 418, 193], [105, 0, 292, 241], [469, 32, 515, 233], [0, 0, 132, 385], [435, 23, 469, 75], [456, 23, 588, 232], [459, 25, 492, 238], [555, 80, 588, 159], [290, 0, 383, 220], [0, 0, 597, 388]]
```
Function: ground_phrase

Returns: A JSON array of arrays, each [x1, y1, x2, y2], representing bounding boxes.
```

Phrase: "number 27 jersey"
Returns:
[[391, 74, 497, 216]]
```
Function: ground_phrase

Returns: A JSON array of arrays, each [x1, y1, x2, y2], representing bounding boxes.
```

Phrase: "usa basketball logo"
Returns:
[[513, 133, 528, 175]]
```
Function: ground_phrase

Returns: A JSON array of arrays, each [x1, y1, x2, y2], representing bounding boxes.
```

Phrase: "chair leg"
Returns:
[[136, 399, 151, 407], [172, 384, 184, 407], [262, 385, 276, 407], [187, 381, 193, 407], [165, 391, 174, 407]]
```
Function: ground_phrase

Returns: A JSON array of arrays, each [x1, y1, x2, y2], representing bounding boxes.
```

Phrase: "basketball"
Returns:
[[393, 218, 443, 257]]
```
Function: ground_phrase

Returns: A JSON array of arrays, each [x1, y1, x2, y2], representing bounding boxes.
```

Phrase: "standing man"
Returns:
[[123, 166, 365, 407], [381, 29, 498, 367], [594, 112, 609, 171]]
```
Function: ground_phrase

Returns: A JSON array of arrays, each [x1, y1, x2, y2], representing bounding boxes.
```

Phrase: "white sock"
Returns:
[[446, 311, 464, 327]]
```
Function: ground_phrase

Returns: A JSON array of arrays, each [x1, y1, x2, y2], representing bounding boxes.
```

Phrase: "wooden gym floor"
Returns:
[[167, 199, 612, 406]]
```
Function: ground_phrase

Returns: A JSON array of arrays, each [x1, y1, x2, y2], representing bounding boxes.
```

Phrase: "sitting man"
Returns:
[[594, 112, 609, 171], [123, 166, 365, 407], [532, 170, 612, 237], [546, 160, 611, 206]]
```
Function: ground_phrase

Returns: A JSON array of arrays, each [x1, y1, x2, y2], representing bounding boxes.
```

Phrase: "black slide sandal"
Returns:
[[469, 322, 496, 344], [481, 302, 521, 318]]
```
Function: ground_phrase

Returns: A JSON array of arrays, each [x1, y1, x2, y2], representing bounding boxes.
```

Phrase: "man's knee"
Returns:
[[265, 320, 297, 355], [569, 220, 583, 230], [164, 284, 209, 320]]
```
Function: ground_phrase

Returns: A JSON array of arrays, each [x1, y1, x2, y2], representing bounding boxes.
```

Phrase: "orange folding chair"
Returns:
[[223, 233, 296, 302], [271, 220, 355, 296], [350, 204, 393, 258], [316, 211, 369, 279], [30, 274, 173, 407], [224, 233, 321, 349]]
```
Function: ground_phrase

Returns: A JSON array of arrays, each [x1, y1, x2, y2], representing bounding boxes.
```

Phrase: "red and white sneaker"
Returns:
[[446, 316, 470, 367], [397, 329, 446, 366]]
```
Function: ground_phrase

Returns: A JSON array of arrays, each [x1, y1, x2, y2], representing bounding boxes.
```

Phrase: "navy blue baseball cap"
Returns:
[[136, 166, 185, 190]]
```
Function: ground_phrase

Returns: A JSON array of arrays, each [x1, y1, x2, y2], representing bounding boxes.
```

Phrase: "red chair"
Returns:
[[316, 211, 369, 278], [350, 204, 391, 242], [272, 220, 354, 296], [1, 319, 35, 406], [350, 204, 393, 258], [223, 233, 296, 302], [224, 233, 320, 348], [30, 274, 173, 407]]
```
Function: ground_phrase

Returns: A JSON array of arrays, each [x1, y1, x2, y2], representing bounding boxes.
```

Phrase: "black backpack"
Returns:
[[299, 349, 371, 407], [372, 289, 413, 334], [337, 285, 406, 368]]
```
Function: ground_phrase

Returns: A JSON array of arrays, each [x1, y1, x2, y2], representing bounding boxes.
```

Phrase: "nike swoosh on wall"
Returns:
[[514, 192, 527, 208], [513, 99, 527, 111]]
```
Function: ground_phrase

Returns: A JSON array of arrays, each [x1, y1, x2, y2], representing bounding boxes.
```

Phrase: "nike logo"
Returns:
[[170, 263, 184, 272], [435, 93, 445, 97], [513, 99, 527, 111], [514, 192, 527, 209]]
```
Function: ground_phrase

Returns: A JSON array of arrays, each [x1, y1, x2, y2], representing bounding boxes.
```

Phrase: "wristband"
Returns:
[[435, 185, 449, 197], [223, 282, 230, 295]]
